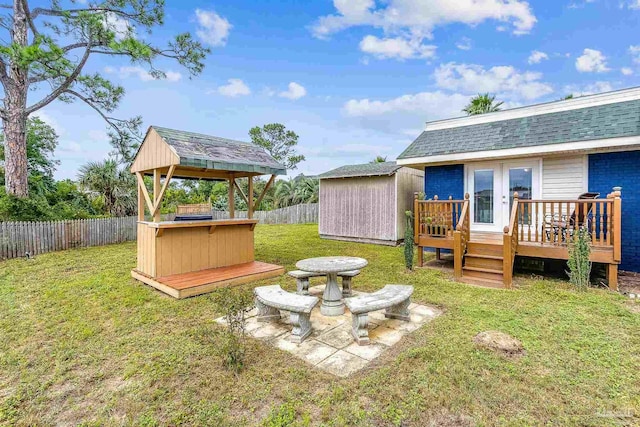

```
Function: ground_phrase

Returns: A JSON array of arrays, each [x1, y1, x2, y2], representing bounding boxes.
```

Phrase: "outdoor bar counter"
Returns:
[[135, 218, 258, 279]]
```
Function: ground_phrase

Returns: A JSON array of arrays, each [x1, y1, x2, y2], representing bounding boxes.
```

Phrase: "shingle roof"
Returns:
[[318, 161, 402, 179], [152, 126, 287, 175], [398, 99, 640, 159]]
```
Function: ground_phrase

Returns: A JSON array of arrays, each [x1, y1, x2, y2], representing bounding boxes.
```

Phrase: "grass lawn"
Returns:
[[1, 224, 639, 426]]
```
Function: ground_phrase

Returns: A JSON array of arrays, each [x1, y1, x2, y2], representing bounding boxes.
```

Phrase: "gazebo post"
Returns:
[[153, 169, 161, 222], [248, 176, 254, 219], [228, 174, 235, 219], [137, 184, 145, 221]]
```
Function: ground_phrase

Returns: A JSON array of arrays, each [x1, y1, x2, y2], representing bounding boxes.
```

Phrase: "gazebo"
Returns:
[[130, 126, 287, 298]]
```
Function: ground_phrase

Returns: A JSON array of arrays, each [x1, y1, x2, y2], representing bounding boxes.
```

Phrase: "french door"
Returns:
[[467, 160, 540, 232]]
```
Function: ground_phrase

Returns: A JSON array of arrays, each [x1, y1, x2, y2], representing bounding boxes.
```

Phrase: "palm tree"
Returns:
[[78, 159, 136, 216], [462, 93, 504, 115], [370, 156, 387, 163]]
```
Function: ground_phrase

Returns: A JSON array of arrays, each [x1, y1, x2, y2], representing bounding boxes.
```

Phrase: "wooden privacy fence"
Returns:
[[0, 203, 319, 260]]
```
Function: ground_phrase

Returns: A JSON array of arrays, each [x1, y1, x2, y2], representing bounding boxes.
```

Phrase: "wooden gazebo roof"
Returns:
[[130, 126, 287, 179]]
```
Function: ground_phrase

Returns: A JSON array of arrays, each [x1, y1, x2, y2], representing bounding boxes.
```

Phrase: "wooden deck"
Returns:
[[131, 261, 285, 299], [414, 192, 622, 290]]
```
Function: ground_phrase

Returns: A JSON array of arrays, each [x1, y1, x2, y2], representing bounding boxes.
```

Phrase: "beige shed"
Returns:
[[318, 162, 424, 245]]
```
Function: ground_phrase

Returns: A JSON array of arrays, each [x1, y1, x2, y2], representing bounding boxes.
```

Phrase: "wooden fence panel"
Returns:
[[0, 203, 318, 260]]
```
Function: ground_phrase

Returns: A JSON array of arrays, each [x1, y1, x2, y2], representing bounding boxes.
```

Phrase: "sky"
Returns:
[[26, 0, 640, 180]]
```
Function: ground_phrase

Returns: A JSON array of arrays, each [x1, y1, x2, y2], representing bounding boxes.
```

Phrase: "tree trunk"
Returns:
[[3, 0, 29, 198]]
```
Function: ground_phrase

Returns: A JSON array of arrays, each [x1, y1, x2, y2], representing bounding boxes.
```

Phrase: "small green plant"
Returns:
[[567, 226, 592, 290], [404, 210, 414, 271], [262, 402, 297, 427], [212, 287, 253, 374]]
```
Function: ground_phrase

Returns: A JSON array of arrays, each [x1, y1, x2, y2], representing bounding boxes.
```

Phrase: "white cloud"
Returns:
[[105, 66, 182, 82], [629, 45, 640, 63], [278, 82, 307, 100], [528, 50, 549, 64], [103, 12, 135, 41], [575, 48, 610, 73], [434, 62, 554, 100], [311, 0, 537, 39], [195, 9, 232, 46], [30, 110, 63, 135], [563, 81, 615, 96], [343, 90, 469, 118], [456, 37, 472, 51], [213, 78, 251, 97], [624, 0, 640, 9], [621, 67, 633, 76], [359, 35, 436, 60]]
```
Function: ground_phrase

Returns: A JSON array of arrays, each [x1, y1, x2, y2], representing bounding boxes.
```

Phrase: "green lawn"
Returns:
[[1, 224, 639, 426]]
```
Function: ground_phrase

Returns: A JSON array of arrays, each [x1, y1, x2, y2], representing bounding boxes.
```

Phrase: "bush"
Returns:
[[404, 211, 414, 270], [212, 287, 253, 374], [567, 226, 592, 290]]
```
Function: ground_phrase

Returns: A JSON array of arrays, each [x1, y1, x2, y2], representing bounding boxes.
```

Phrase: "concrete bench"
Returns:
[[288, 269, 361, 296], [344, 285, 414, 345], [254, 285, 319, 343]]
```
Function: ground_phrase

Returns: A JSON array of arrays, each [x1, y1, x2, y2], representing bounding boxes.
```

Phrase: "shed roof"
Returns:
[[131, 126, 287, 176], [398, 98, 640, 160], [318, 161, 402, 179]]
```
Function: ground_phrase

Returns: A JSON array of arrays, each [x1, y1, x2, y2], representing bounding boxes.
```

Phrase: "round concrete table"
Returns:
[[295, 256, 368, 316]]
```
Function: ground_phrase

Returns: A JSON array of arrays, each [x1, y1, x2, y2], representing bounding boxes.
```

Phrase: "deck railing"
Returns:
[[513, 190, 622, 261], [453, 194, 470, 279], [503, 193, 520, 288], [413, 195, 466, 241]]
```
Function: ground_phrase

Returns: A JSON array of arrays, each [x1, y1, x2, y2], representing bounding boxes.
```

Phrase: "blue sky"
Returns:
[[31, 0, 640, 180]]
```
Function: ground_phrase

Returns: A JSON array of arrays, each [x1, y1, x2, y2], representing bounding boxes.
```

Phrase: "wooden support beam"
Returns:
[[248, 176, 254, 219], [135, 172, 154, 215], [234, 179, 248, 204], [607, 263, 619, 291], [255, 174, 276, 210], [150, 165, 176, 218], [153, 169, 161, 222], [228, 175, 235, 219], [138, 184, 145, 221], [208, 225, 217, 234]]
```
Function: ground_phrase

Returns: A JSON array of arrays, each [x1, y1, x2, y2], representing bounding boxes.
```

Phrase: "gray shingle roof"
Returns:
[[318, 161, 402, 179], [398, 99, 640, 159], [153, 126, 286, 175]]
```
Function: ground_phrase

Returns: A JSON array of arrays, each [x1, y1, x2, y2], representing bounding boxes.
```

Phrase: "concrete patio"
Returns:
[[217, 285, 442, 377]]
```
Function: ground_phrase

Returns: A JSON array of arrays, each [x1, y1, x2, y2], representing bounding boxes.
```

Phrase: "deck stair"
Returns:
[[461, 240, 505, 288]]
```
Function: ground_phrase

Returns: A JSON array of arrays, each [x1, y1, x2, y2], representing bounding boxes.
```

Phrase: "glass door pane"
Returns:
[[474, 170, 494, 223], [508, 167, 533, 208]]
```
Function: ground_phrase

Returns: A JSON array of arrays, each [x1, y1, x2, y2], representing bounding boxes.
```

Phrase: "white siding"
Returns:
[[542, 155, 587, 200]]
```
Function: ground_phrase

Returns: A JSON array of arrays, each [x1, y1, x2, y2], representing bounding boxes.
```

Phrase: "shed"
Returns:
[[318, 162, 424, 245], [130, 126, 287, 298]]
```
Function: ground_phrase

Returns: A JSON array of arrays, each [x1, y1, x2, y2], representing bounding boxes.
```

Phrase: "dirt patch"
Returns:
[[625, 301, 640, 314], [473, 331, 525, 357], [619, 271, 640, 296], [424, 409, 474, 427]]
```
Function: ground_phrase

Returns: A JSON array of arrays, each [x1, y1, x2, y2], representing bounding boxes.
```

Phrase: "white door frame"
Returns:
[[465, 159, 542, 233]]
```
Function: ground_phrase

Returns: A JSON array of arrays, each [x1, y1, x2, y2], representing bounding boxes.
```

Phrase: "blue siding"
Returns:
[[424, 164, 464, 200], [589, 151, 640, 272]]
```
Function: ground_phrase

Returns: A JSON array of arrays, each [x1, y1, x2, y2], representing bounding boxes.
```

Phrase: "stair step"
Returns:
[[464, 255, 503, 270], [466, 241, 504, 256], [463, 265, 504, 282], [459, 276, 505, 289]]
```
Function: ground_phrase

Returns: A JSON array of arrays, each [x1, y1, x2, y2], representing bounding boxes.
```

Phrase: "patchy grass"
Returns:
[[1, 224, 639, 426]]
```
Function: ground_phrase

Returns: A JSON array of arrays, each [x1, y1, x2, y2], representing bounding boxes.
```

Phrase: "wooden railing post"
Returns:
[[503, 226, 512, 289], [453, 230, 462, 279], [612, 188, 622, 263]]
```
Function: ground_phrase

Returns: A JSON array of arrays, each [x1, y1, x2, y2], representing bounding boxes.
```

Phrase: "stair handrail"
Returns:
[[503, 192, 519, 289], [453, 193, 470, 279]]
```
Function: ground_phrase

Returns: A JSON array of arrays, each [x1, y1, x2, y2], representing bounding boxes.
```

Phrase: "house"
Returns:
[[318, 162, 424, 245], [397, 87, 640, 290]]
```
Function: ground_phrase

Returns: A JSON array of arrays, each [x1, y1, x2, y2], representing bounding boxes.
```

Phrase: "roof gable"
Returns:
[[398, 99, 640, 160]]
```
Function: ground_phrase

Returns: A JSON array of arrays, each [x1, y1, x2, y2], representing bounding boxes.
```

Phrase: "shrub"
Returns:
[[567, 226, 592, 290], [212, 287, 253, 374], [404, 211, 414, 270]]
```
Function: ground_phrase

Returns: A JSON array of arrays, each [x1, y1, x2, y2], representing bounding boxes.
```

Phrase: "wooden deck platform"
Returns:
[[131, 261, 285, 299]]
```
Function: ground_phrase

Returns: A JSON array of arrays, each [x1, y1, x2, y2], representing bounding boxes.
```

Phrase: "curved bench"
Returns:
[[288, 269, 361, 296], [344, 285, 414, 345], [254, 285, 319, 343]]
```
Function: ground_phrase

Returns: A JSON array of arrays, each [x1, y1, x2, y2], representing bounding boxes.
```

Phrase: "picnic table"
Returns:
[[295, 256, 368, 316]]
